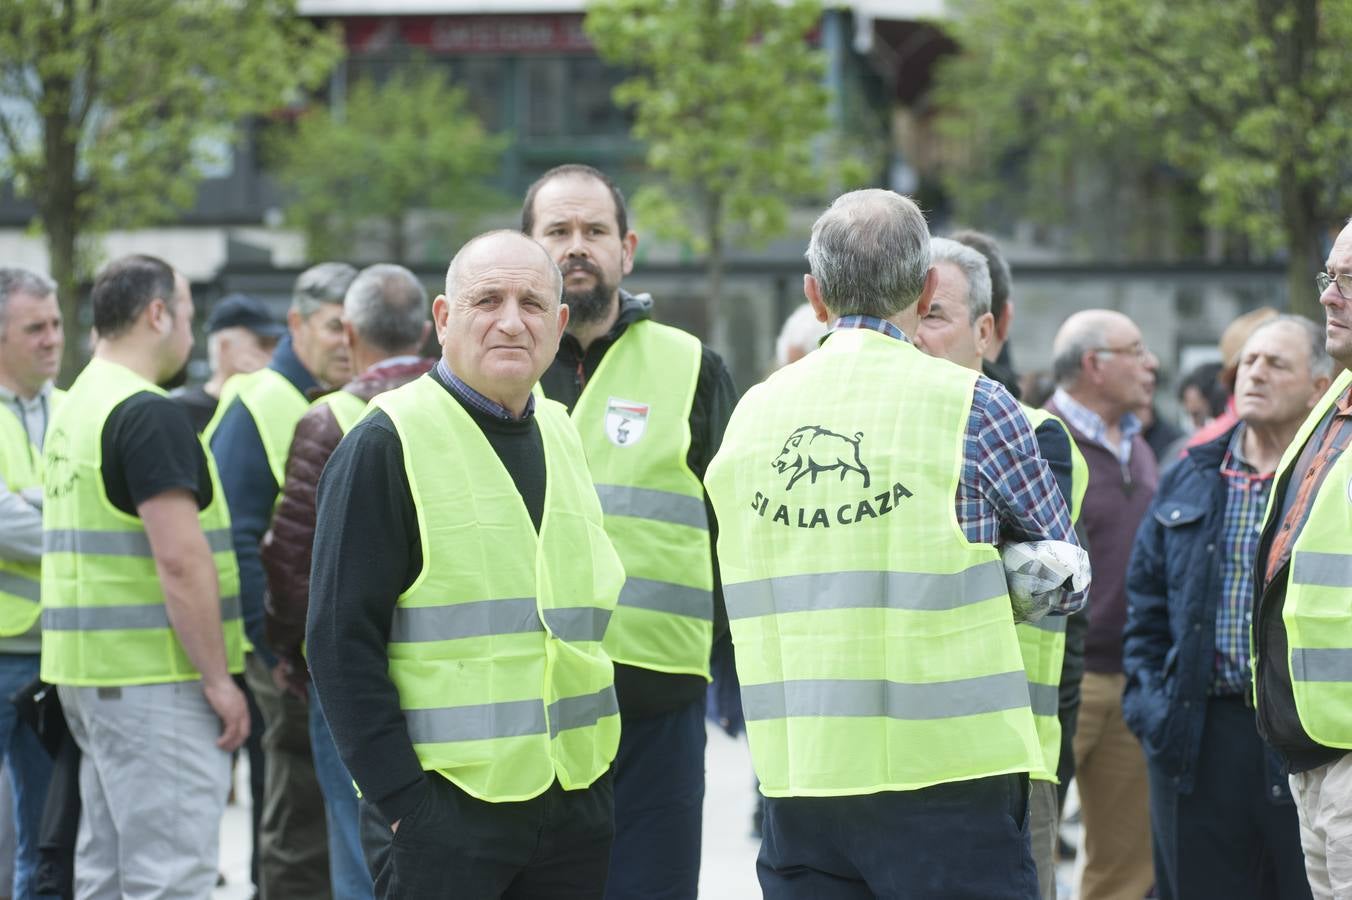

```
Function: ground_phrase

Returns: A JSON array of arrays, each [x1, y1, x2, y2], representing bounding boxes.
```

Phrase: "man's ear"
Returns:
[[621, 231, 638, 277], [973, 311, 995, 359], [146, 297, 171, 335], [432, 296, 450, 344], [804, 274, 831, 323], [912, 267, 938, 319], [287, 306, 304, 340]]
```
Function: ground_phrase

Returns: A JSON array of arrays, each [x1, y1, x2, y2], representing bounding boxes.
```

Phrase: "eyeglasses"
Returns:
[[1094, 342, 1153, 362], [1317, 272, 1352, 300]]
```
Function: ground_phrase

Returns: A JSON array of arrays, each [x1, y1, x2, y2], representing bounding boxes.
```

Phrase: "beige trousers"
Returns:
[[1072, 671, 1154, 900], [1290, 751, 1352, 899]]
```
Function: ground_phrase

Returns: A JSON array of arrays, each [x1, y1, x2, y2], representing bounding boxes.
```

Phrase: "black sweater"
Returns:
[[306, 368, 546, 824]]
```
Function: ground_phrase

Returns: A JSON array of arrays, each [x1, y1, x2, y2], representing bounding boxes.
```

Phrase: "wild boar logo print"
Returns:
[[772, 426, 870, 491]]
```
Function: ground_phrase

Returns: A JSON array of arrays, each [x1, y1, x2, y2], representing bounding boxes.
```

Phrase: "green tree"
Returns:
[[0, 0, 341, 379], [585, 0, 843, 349], [267, 65, 509, 263], [935, 0, 1352, 318]]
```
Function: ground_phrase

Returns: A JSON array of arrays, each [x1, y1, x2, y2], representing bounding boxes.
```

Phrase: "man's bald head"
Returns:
[[1052, 308, 1158, 419], [445, 230, 563, 304], [1052, 310, 1135, 386]]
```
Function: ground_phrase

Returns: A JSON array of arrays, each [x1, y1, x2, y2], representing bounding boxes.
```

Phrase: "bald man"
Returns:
[[308, 231, 625, 898], [1046, 310, 1160, 900]]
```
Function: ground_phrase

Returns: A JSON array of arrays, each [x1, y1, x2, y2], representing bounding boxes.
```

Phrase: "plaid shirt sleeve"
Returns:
[[960, 377, 1087, 615]]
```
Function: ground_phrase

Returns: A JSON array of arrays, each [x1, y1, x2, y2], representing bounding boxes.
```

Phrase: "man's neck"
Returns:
[[1242, 419, 1302, 474], [97, 340, 163, 385], [0, 371, 42, 402], [566, 294, 621, 353], [1063, 388, 1127, 433]]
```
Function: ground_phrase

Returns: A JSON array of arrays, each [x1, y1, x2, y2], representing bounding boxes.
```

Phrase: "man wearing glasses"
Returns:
[[1126, 315, 1330, 900], [1045, 310, 1160, 900], [1253, 221, 1352, 899]]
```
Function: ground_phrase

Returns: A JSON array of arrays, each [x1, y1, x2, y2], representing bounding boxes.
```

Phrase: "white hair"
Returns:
[[930, 238, 992, 322], [775, 304, 830, 367], [805, 189, 932, 318]]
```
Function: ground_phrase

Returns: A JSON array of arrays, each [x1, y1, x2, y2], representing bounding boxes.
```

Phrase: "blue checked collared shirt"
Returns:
[[1214, 423, 1271, 695], [1050, 387, 1142, 466], [436, 359, 536, 421], [831, 316, 1085, 614]]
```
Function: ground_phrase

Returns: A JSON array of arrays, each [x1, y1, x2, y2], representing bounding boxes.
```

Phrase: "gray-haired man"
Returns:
[[0, 267, 62, 898], [208, 262, 359, 899], [262, 264, 434, 898]]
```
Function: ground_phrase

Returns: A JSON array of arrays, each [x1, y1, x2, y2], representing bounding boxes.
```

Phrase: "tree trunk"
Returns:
[[704, 193, 728, 363], [389, 213, 407, 263], [1279, 171, 1322, 322]]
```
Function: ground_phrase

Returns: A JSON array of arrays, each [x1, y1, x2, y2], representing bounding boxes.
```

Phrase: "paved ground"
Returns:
[[214, 725, 1079, 899]]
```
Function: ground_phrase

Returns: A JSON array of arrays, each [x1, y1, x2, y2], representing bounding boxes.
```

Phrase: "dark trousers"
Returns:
[[758, 773, 1037, 899], [245, 653, 331, 899], [604, 696, 706, 900], [1148, 696, 1312, 900], [359, 772, 614, 900]]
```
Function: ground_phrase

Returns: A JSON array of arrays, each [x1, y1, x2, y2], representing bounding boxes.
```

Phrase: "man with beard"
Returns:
[[524, 165, 736, 900]]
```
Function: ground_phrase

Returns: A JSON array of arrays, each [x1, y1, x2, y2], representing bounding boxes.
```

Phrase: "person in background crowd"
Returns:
[[309, 231, 624, 897], [1187, 308, 1279, 450], [524, 164, 736, 900], [261, 264, 433, 900], [706, 189, 1084, 898], [914, 237, 1087, 900], [174, 293, 284, 433], [772, 303, 831, 370], [1136, 398, 1184, 466], [1177, 361, 1228, 433], [1126, 315, 1328, 900], [0, 267, 62, 899], [1253, 221, 1352, 900], [43, 254, 248, 897], [950, 228, 1020, 399], [207, 262, 357, 899], [1046, 309, 1160, 900]]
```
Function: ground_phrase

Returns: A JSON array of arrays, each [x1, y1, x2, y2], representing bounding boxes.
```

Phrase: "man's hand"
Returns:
[[270, 657, 309, 701], [203, 676, 251, 752]]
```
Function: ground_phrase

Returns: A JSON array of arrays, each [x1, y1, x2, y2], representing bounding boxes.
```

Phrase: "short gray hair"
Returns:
[[1051, 316, 1112, 386], [805, 189, 932, 318], [344, 264, 429, 353], [0, 267, 56, 327], [445, 230, 562, 302], [930, 238, 992, 322], [1248, 314, 1334, 380], [293, 262, 358, 318]]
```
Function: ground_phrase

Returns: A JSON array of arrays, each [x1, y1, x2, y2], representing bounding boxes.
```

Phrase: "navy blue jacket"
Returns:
[[1123, 426, 1286, 797], [209, 336, 317, 668]]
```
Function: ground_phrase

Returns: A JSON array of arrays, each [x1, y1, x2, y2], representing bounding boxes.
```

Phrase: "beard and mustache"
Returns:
[[560, 258, 616, 327]]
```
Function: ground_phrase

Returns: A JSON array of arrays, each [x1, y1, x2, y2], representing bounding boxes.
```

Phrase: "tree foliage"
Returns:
[[267, 64, 509, 263], [585, 0, 849, 349], [0, 0, 342, 379], [934, 0, 1352, 318]]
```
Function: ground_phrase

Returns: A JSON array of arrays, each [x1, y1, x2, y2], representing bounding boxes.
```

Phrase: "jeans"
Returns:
[[0, 654, 55, 900], [309, 683, 373, 900]]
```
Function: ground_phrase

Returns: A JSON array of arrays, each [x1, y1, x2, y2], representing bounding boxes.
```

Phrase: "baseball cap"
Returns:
[[205, 293, 286, 339]]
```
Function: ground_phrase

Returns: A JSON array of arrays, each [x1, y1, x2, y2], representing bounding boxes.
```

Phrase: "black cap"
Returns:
[[205, 293, 286, 338]]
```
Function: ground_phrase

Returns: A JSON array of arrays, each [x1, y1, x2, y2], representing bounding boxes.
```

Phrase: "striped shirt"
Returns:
[[1214, 424, 1271, 696], [435, 359, 536, 421], [831, 316, 1084, 614], [1050, 387, 1143, 466]]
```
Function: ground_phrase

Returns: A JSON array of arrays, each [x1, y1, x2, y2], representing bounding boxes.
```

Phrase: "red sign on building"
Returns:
[[344, 15, 593, 55]]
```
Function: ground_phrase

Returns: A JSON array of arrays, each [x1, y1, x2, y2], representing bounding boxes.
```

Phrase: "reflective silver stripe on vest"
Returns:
[[594, 484, 708, 531], [43, 594, 241, 631], [405, 698, 546, 744], [541, 607, 612, 643], [1291, 648, 1352, 682], [1025, 613, 1068, 634], [390, 598, 542, 643], [741, 671, 1032, 722], [1027, 682, 1060, 717], [726, 562, 1007, 620], [618, 577, 712, 622], [547, 686, 619, 738], [0, 570, 40, 604], [44, 528, 234, 557], [1291, 552, 1352, 588]]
